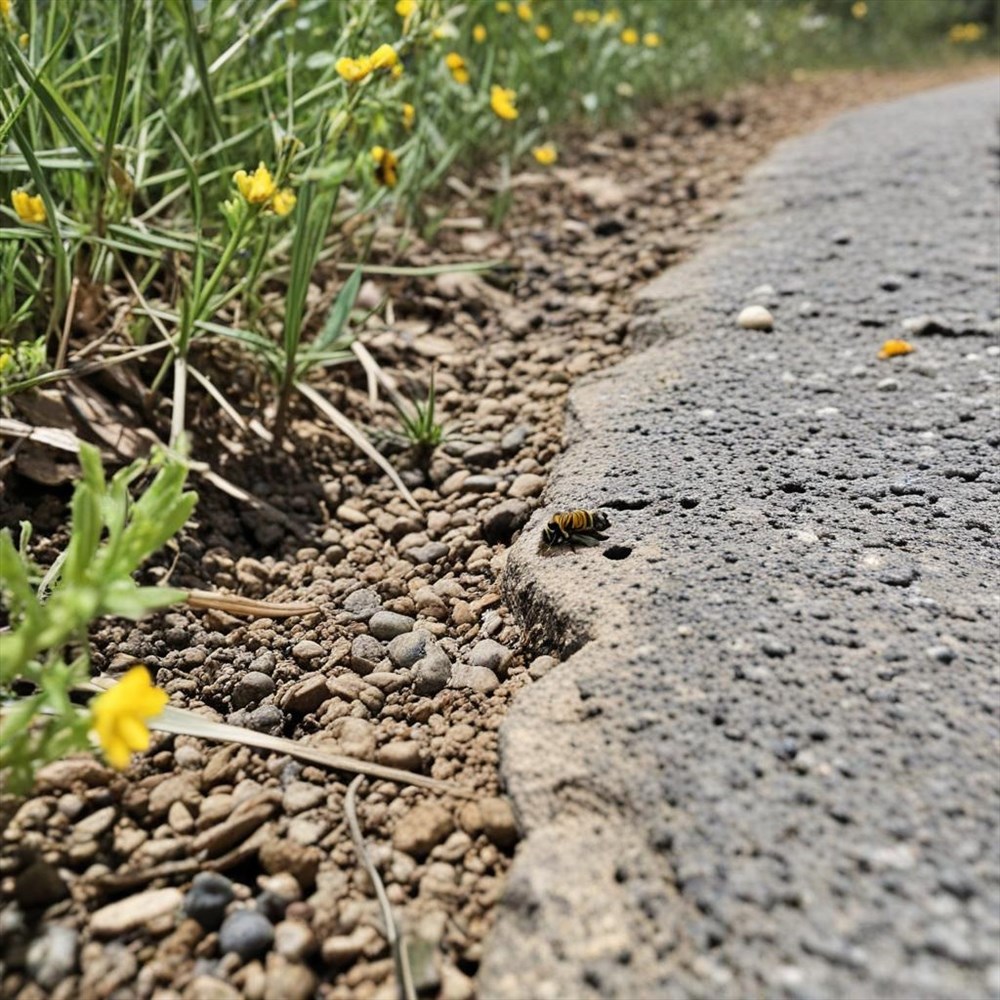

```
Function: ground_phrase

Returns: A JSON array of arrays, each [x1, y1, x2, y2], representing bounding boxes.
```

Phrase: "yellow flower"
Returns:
[[403, 102, 416, 129], [532, 143, 557, 165], [371, 146, 399, 188], [18, 31, 28, 47], [516, 2, 532, 21], [0, 0, 10, 19], [445, 51, 470, 85], [11, 190, 45, 224], [585, 10, 600, 23], [91, 666, 168, 771], [473, 23, 487, 43], [877, 339, 914, 360], [490, 84, 518, 121], [336, 55, 372, 83], [369, 43, 398, 71], [603, 8, 621, 24], [621, 27, 638, 45], [395, 0, 416, 16], [535, 24, 551, 42], [949, 22, 984, 43], [495, 0, 511, 11], [271, 188, 296, 216], [233, 162, 277, 204], [643, 31, 660, 47], [0, 352, 12, 375], [851, 1, 867, 19], [392, 62, 404, 79]]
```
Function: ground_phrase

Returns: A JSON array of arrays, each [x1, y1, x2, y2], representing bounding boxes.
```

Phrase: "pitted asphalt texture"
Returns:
[[478, 78, 1000, 1000]]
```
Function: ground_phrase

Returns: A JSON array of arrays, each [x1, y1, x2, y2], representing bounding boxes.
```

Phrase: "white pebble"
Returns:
[[738, 305, 774, 331]]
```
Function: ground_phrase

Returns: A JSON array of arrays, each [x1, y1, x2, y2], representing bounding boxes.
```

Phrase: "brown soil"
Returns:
[[1, 61, 995, 1000]]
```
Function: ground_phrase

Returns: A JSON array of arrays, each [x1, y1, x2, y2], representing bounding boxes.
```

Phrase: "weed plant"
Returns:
[[0, 443, 196, 790]]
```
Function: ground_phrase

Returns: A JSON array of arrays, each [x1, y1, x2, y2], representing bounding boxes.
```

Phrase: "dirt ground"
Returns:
[[1, 60, 994, 1000]]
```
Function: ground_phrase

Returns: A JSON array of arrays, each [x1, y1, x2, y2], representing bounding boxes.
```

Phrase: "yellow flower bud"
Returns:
[[490, 85, 518, 121], [532, 143, 557, 166], [11, 190, 46, 224], [369, 43, 398, 71]]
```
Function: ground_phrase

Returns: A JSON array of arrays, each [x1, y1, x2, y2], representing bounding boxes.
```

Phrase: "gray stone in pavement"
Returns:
[[480, 78, 1000, 1000]]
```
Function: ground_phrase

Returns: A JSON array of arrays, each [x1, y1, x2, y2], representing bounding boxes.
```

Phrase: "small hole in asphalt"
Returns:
[[680, 497, 699, 509], [603, 545, 632, 560]]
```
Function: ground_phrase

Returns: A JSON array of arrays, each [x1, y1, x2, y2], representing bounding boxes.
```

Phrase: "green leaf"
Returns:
[[310, 267, 362, 355]]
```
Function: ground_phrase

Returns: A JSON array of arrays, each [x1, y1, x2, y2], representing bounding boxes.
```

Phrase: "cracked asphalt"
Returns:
[[478, 77, 1000, 999]]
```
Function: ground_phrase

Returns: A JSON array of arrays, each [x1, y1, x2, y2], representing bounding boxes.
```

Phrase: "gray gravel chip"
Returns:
[[218, 909, 274, 960]]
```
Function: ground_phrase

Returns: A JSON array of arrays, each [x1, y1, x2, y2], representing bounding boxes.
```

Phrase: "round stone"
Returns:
[[387, 630, 432, 669], [183, 872, 235, 931], [218, 909, 274, 960], [738, 305, 774, 330], [369, 611, 416, 640], [232, 671, 276, 709]]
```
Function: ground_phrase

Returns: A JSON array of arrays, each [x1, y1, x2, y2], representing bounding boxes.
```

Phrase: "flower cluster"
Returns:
[[336, 43, 400, 84], [948, 22, 984, 44], [445, 51, 470, 84], [490, 84, 518, 121], [232, 163, 296, 216]]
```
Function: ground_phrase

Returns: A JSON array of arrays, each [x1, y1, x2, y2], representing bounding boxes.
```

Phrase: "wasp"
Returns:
[[542, 509, 611, 549]]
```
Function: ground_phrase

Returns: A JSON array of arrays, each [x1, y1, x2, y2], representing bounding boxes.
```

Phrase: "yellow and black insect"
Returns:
[[542, 508, 611, 548]]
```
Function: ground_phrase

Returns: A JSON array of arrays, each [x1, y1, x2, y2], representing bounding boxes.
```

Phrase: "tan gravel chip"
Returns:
[[90, 887, 183, 937]]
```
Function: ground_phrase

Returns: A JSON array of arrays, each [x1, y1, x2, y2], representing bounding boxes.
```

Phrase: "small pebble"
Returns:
[[274, 918, 317, 962], [394, 803, 455, 858], [91, 887, 183, 937], [343, 588, 382, 620], [369, 610, 416, 640], [738, 305, 774, 331], [481, 499, 531, 544], [405, 542, 450, 565], [469, 639, 514, 677], [376, 741, 423, 772], [26, 924, 78, 990], [413, 645, 453, 695], [528, 655, 558, 680], [451, 663, 500, 694], [350, 634, 386, 674], [509, 473, 545, 498], [183, 872, 235, 931], [479, 797, 519, 848], [925, 645, 956, 665], [232, 671, 276, 709], [387, 630, 432, 669], [218, 909, 274, 961], [291, 640, 325, 663]]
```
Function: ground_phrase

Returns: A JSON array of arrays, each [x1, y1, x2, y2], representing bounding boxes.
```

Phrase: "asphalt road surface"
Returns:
[[479, 77, 1000, 1000]]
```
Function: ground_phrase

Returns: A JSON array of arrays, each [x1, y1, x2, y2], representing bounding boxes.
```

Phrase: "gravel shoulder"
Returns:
[[483, 77, 1000, 1000]]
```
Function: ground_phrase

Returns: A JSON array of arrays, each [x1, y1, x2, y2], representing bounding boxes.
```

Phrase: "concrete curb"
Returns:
[[479, 78, 1000, 1000]]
